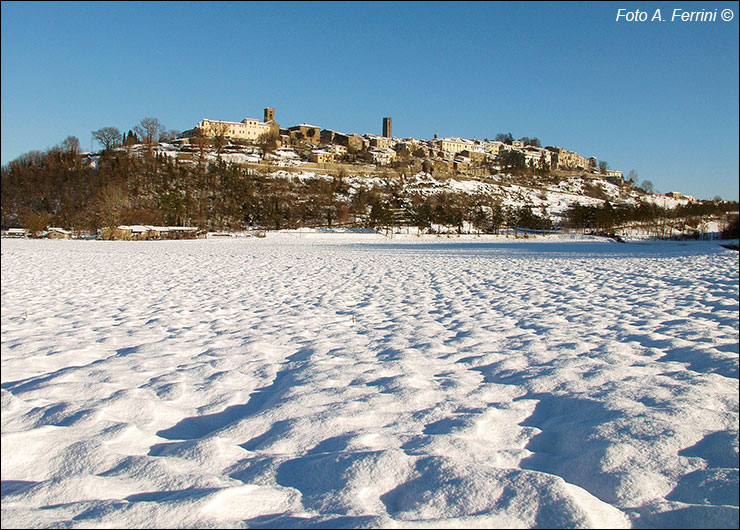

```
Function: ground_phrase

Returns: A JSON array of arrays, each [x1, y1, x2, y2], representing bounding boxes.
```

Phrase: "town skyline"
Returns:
[[177, 107, 627, 184], [1, 1, 738, 200]]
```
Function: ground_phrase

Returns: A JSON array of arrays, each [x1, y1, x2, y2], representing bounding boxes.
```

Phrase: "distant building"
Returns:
[[459, 149, 487, 165], [308, 149, 335, 163], [383, 117, 392, 138], [545, 146, 593, 170], [482, 141, 504, 156], [454, 157, 471, 172], [367, 148, 396, 165], [288, 124, 321, 145], [365, 134, 394, 150], [47, 227, 72, 239], [182, 107, 279, 142], [333, 132, 364, 151], [102, 225, 200, 241], [320, 129, 336, 145], [2, 228, 28, 238], [433, 137, 477, 155]]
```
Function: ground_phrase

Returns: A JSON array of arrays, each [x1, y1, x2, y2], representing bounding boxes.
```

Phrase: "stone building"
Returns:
[[432, 137, 477, 155], [308, 150, 335, 163], [459, 150, 487, 165], [182, 107, 279, 142], [365, 134, 394, 150], [288, 124, 321, 145], [382, 117, 392, 138], [333, 132, 364, 151], [546, 146, 593, 170]]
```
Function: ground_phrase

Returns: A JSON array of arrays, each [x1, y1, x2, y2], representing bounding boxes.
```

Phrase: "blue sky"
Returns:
[[1, 1, 738, 200]]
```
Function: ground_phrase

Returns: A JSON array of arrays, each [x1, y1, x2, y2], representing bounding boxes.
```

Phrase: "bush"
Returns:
[[721, 216, 739, 239]]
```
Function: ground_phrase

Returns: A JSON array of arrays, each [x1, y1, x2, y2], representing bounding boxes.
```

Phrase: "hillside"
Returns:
[[1, 140, 736, 239]]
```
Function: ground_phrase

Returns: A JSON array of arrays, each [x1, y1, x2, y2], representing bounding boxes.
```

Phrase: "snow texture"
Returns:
[[2, 234, 738, 528]]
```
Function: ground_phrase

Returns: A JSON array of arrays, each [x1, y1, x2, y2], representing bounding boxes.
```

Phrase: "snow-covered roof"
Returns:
[[117, 225, 199, 233], [436, 137, 476, 144], [201, 118, 248, 126]]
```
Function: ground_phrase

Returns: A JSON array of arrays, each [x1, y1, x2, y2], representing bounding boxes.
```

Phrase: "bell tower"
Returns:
[[264, 107, 275, 123], [382, 117, 392, 138]]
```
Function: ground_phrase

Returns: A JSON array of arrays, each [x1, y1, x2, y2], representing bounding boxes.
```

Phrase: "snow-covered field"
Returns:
[[2, 234, 738, 529]]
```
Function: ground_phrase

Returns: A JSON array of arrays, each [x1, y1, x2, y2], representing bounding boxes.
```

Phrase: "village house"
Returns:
[[102, 225, 200, 241], [482, 141, 503, 156], [432, 137, 477, 155], [47, 227, 73, 239], [334, 132, 363, 151], [365, 134, 395, 150], [393, 142, 415, 159], [327, 144, 347, 155], [364, 148, 396, 165], [453, 157, 471, 172], [459, 149, 487, 165], [288, 124, 321, 145], [320, 129, 336, 145], [546, 146, 594, 170], [308, 149, 335, 164], [2, 228, 29, 238], [521, 146, 552, 167], [321, 130, 363, 151], [666, 191, 696, 201]]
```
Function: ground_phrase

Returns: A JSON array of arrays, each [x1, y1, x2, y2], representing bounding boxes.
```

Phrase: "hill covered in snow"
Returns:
[[2, 140, 737, 239]]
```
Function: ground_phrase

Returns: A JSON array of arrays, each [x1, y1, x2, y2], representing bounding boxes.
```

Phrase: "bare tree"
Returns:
[[161, 129, 180, 142], [134, 117, 166, 149], [22, 212, 50, 237], [92, 127, 122, 151], [191, 127, 211, 165], [96, 184, 129, 228], [60, 136, 81, 155], [640, 180, 654, 194], [256, 131, 279, 160], [211, 122, 229, 159]]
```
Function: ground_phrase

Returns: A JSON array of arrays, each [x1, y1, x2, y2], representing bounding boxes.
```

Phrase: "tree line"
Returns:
[[2, 131, 737, 238], [562, 200, 738, 239]]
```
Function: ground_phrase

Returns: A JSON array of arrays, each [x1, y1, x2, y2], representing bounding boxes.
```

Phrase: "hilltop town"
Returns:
[[3, 106, 737, 241], [173, 107, 631, 188]]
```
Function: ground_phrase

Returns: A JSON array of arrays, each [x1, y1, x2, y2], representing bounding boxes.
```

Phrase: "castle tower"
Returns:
[[264, 107, 275, 123], [382, 117, 392, 138]]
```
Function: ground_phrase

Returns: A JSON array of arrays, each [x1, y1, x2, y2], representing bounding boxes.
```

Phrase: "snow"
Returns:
[[2, 235, 738, 529]]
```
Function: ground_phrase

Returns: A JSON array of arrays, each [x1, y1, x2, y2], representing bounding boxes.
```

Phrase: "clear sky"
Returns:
[[2, 1, 738, 200]]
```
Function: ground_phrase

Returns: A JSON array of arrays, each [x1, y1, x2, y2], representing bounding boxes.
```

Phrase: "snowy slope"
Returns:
[[1, 236, 738, 528]]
